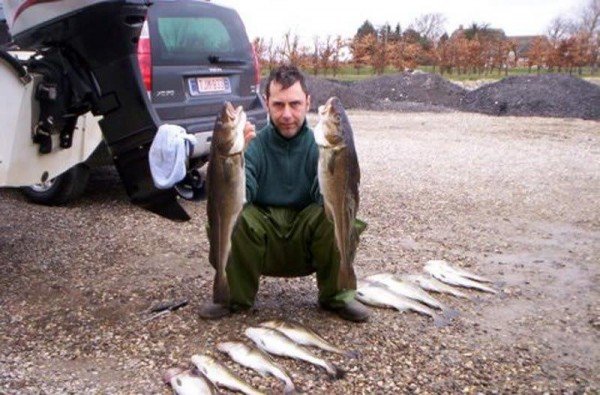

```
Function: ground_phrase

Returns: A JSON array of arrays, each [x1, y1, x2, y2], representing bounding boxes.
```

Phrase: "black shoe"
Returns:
[[198, 302, 231, 319], [321, 299, 371, 322]]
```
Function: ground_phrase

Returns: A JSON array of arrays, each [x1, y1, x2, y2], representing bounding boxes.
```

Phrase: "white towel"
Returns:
[[149, 124, 197, 189]]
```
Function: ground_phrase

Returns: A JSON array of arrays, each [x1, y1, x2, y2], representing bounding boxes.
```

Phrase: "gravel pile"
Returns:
[[351, 72, 467, 108], [263, 71, 600, 120], [460, 74, 600, 120], [261, 75, 380, 111]]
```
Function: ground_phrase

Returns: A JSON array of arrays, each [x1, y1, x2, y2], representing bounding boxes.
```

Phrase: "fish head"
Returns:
[[216, 341, 243, 354], [244, 326, 270, 342], [190, 354, 215, 376], [258, 320, 281, 330], [162, 367, 185, 384], [212, 101, 247, 155], [313, 96, 349, 148]]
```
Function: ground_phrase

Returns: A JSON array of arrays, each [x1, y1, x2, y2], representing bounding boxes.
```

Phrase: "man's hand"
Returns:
[[244, 122, 256, 148]]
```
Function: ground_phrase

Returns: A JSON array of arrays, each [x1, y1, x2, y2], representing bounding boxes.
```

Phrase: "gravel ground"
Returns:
[[1, 111, 599, 394]]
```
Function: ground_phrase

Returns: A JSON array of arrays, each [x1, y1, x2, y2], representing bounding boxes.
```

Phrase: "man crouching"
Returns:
[[200, 64, 370, 322]]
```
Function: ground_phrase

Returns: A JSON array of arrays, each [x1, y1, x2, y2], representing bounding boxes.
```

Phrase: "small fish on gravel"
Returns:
[[191, 354, 263, 395], [217, 341, 297, 395], [245, 326, 345, 379], [356, 281, 450, 327], [426, 260, 493, 283], [260, 320, 359, 358], [162, 367, 216, 395], [365, 273, 449, 311], [425, 261, 498, 294], [403, 274, 471, 299]]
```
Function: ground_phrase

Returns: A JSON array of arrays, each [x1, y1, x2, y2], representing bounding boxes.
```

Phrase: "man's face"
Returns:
[[266, 80, 311, 139]]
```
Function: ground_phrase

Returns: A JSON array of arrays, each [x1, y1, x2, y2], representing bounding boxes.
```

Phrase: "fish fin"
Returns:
[[327, 363, 345, 380], [337, 263, 357, 291], [433, 314, 452, 328], [213, 271, 230, 304], [442, 308, 460, 320], [344, 349, 360, 359]]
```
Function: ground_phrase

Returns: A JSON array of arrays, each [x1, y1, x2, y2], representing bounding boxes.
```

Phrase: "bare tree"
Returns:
[[311, 36, 321, 75], [281, 31, 302, 66], [575, 0, 600, 72], [410, 13, 447, 44], [546, 17, 571, 43]]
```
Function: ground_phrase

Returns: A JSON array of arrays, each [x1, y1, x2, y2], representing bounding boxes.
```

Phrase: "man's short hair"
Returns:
[[265, 64, 309, 99]]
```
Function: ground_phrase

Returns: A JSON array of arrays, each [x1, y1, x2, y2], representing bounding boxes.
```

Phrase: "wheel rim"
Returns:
[[29, 178, 56, 192]]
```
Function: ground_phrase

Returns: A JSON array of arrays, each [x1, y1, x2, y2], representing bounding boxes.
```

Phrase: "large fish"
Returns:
[[244, 327, 344, 379], [403, 274, 471, 299], [191, 354, 263, 395], [313, 96, 361, 290], [365, 273, 453, 313], [217, 341, 297, 395], [206, 102, 247, 305], [260, 320, 358, 358], [163, 367, 216, 395], [356, 281, 449, 327], [424, 261, 497, 294]]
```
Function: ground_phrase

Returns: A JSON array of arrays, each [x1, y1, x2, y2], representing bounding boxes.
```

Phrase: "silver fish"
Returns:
[[244, 327, 344, 379], [356, 281, 449, 327], [217, 341, 297, 395], [313, 96, 360, 290], [191, 354, 263, 395], [425, 261, 497, 294], [260, 320, 358, 358], [426, 260, 493, 283], [206, 102, 247, 305], [403, 274, 471, 299], [365, 273, 447, 310], [163, 368, 216, 395]]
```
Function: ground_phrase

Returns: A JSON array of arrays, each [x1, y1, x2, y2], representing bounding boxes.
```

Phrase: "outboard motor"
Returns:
[[2, 0, 189, 220]]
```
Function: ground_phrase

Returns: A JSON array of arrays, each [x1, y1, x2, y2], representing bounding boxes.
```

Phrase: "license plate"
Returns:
[[188, 77, 231, 96]]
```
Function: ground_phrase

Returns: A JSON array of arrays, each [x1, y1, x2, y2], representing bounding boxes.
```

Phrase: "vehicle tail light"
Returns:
[[137, 21, 152, 95], [251, 43, 261, 88]]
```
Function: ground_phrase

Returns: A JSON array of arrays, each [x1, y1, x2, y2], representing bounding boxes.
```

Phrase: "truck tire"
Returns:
[[20, 164, 90, 205]]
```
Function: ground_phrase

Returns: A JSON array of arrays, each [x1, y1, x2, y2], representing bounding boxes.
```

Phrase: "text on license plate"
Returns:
[[188, 77, 231, 95]]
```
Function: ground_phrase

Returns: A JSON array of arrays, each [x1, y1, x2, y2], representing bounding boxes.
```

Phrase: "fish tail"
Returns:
[[337, 262, 357, 290], [213, 271, 230, 304], [480, 285, 498, 294], [344, 349, 360, 359], [326, 362, 345, 380]]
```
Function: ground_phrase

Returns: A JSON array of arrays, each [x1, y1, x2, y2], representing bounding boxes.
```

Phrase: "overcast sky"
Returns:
[[215, 0, 585, 44]]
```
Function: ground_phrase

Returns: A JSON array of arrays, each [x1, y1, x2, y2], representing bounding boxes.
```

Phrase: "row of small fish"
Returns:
[[356, 260, 498, 326], [164, 320, 354, 395]]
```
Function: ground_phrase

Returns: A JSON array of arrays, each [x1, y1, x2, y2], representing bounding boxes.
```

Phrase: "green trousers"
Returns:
[[220, 203, 366, 310]]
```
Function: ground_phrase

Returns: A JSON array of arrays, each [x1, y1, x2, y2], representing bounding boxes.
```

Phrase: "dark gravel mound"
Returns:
[[461, 74, 600, 120], [352, 72, 467, 107], [261, 75, 379, 111]]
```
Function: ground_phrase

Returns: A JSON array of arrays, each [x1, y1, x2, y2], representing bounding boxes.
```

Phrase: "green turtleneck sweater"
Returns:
[[245, 120, 321, 209]]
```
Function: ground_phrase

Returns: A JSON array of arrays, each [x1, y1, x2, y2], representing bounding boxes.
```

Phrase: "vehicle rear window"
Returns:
[[150, 4, 251, 65]]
